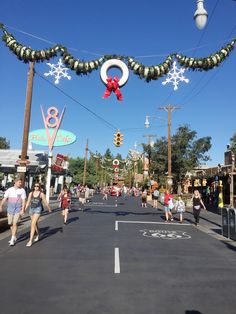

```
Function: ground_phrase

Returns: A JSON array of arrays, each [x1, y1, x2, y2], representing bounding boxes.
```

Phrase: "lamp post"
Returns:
[[194, 0, 208, 30]]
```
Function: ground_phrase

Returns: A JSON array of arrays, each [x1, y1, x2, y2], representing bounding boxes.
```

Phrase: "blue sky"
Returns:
[[0, 0, 236, 165]]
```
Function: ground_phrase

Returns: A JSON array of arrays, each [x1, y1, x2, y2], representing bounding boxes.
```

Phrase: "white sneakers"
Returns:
[[34, 235, 39, 242], [9, 236, 17, 246]]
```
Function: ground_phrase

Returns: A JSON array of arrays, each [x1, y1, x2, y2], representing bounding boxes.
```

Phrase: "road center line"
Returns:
[[115, 220, 191, 231], [114, 247, 120, 274]]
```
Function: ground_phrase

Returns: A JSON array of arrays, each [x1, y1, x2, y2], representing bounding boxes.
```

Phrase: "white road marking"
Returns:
[[115, 220, 191, 230], [114, 247, 120, 274], [89, 203, 117, 207]]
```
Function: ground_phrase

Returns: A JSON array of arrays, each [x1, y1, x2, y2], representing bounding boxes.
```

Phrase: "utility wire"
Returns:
[[179, 0, 222, 104], [35, 71, 119, 131], [183, 19, 236, 106]]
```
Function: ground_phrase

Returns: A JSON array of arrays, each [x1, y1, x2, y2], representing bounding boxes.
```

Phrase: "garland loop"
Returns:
[[1, 23, 235, 81]]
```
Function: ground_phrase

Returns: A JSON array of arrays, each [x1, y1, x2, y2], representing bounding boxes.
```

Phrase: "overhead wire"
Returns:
[[35, 70, 119, 131]]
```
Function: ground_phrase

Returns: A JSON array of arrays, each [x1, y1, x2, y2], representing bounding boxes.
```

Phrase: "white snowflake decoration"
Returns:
[[44, 58, 71, 84], [162, 61, 189, 91]]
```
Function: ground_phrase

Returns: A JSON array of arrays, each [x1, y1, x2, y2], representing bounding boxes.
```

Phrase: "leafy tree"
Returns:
[[230, 132, 236, 155], [104, 148, 113, 160], [143, 125, 211, 188], [0, 137, 10, 149]]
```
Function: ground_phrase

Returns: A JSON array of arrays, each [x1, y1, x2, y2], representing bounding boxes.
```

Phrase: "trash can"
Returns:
[[229, 208, 236, 241], [222, 207, 230, 238]]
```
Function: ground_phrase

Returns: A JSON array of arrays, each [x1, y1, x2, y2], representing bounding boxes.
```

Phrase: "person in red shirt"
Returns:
[[59, 187, 71, 225], [164, 190, 174, 222]]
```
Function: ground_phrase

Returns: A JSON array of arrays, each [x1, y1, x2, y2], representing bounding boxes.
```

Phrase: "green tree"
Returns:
[[0, 137, 10, 149], [143, 125, 211, 188], [230, 132, 236, 155]]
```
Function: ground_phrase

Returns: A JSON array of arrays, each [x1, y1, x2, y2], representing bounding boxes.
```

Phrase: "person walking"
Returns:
[[0, 177, 26, 246], [59, 186, 71, 224], [174, 195, 185, 223], [102, 186, 108, 201], [25, 182, 52, 247], [191, 189, 206, 226], [164, 190, 174, 222], [141, 188, 148, 208], [153, 187, 159, 209]]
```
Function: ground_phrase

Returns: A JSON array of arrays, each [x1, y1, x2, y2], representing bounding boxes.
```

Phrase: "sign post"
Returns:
[[41, 106, 65, 202], [29, 106, 76, 202]]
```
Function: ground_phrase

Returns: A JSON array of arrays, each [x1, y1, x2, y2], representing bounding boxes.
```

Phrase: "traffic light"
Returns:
[[113, 130, 124, 147]]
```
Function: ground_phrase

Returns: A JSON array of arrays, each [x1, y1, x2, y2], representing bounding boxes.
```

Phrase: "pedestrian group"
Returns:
[[0, 177, 206, 248]]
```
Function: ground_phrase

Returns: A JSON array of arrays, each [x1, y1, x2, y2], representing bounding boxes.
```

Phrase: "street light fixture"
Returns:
[[194, 0, 208, 30]]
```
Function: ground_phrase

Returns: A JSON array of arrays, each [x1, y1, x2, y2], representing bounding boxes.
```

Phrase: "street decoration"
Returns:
[[162, 61, 189, 90], [41, 106, 65, 151], [44, 58, 71, 84], [1, 23, 235, 83], [113, 130, 123, 147], [101, 59, 129, 101], [52, 153, 68, 172], [113, 159, 120, 182]]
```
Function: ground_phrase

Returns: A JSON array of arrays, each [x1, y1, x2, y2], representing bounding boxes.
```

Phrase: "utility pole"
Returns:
[[143, 134, 157, 178], [19, 62, 35, 186], [83, 139, 89, 186], [159, 105, 181, 188], [143, 134, 157, 146]]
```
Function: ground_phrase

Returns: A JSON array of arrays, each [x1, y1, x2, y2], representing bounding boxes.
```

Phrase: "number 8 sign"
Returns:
[[41, 106, 65, 151]]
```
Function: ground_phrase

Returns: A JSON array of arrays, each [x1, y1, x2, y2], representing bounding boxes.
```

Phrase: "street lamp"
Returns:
[[194, 0, 208, 30]]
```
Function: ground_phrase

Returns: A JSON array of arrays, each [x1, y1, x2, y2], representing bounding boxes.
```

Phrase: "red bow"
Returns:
[[102, 76, 123, 101]]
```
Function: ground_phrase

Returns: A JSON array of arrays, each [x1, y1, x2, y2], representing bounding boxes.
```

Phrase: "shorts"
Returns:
[[164, 205, 171, 213], [29, 206, 42, 215], [79, 197, 86, 204], [141, 197, 147, 203], [8, 213, 21, 225], [153, 196, 159, 200]]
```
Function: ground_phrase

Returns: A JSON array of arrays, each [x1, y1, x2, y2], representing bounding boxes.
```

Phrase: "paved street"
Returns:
[[0, 195, 236, 314]]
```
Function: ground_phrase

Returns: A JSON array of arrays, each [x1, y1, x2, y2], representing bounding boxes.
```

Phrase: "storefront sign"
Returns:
[[29, 129, 76, 147]]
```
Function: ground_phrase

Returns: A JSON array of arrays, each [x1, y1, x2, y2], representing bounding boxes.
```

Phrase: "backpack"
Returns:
[[168, 198, 174, 209], [153, 190, 159, 197]]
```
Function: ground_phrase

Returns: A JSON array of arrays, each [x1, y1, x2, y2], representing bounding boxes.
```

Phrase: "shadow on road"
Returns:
[[222, 240, 236, 252], [66, 217, 79, 225], [84, 207, 163, 217], [17, 226, 63, 243]]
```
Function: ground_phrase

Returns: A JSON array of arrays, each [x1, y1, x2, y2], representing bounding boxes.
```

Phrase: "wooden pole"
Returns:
[[19, 62, 35, 185], [83, 139, 89, 185], [159, 105, 181, 188]]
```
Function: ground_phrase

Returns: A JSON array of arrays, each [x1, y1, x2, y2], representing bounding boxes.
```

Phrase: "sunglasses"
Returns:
[[34, 185, 40, 188]]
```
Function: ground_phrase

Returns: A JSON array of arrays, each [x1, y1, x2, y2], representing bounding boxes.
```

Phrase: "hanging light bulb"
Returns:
[[194, 0, 208, 30], [145, 115, 150, 128]]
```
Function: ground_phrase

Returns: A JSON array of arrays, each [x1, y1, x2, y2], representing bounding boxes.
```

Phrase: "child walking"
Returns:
[[174, 195, 185, 223]]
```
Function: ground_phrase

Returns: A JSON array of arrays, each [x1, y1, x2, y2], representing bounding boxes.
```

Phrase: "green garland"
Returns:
[[175, 40, 236, 71], [1, 23, 236, 81]]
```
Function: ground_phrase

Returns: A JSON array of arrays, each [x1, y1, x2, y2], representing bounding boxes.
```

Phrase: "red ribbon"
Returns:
[[102, 76, 123, 101]]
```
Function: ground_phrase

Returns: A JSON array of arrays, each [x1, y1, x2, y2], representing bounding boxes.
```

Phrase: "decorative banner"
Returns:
[[29, 129, 76, 147], [52, 153, 68, 172], [1, 24, 235, 82]]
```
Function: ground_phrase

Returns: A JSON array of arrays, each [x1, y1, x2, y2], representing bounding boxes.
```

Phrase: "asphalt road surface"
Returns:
[[0, 195, 236, 314]]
